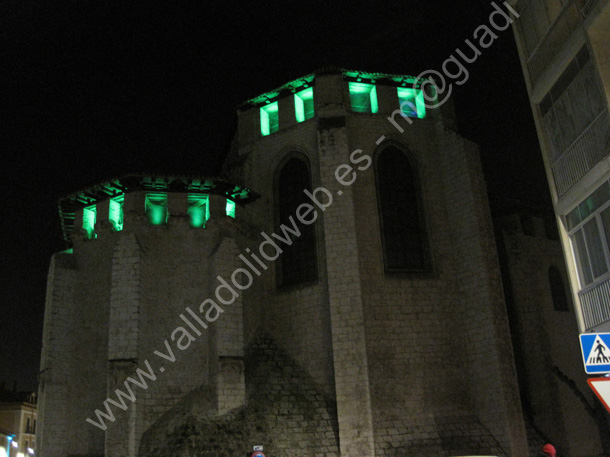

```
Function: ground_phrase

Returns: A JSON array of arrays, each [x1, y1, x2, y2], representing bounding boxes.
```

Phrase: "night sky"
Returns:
[[0, 0, 549, 392]]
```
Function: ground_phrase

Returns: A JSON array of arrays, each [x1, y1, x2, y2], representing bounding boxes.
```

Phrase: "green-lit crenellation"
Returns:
[[188, 194, 210, 228], [109, 195, 124, 231], [294, 87, 314, 123], [348, 82, 378, 114], [82, 205, 97, 240], [226, 199, 236, 218], [145, 193, 169, 226], [57, 175, 258, 242], [396, 87, 426, 119], [260, 101, 279, 136]]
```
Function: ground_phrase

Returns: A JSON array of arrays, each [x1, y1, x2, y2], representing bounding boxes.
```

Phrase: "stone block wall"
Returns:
[[436, 125, 527, 456], [39, 252, 79, 457], [40, 69, 544, 457], [138, 335, 339, 457], [39, 232, 115, 457], [230, 101, 336, 400], [498, 215, 605, 456], [228, 69, 529, 456], [40, 189, 253, 457]]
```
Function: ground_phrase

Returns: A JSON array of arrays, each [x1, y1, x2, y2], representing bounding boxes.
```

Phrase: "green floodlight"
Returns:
[[82, 205, 97, 240], [226, 199, 236, 218], [188, 194, 209, 228], [348, 82, 378, 113], [397, 87, 426, 119], [295, 87, 314, 122], [260, 101, 279, 136], [145, 193, 168, 226], [109, 195, 124, 231]]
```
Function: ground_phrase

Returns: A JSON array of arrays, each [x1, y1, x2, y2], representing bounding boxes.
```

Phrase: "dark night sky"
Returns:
[[0, 0, 549, 392]]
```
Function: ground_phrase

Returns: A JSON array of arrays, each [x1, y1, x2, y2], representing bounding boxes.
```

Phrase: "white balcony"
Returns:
[[526, 0, 582, 85], [551, 109, 610, 195], [579, 275, 610, 329]]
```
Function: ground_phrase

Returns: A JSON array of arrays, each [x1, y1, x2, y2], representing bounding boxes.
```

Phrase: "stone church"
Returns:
[[37, 68, 604, 457]]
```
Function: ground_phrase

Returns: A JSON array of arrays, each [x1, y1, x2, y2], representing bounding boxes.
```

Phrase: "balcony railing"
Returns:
[[579, 275, 610, 329], [551, 110, 610, 195], [526, 0, 582, 85]]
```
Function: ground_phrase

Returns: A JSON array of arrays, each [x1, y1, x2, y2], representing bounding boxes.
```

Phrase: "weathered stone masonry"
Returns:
[[39, 68, 541, 457]]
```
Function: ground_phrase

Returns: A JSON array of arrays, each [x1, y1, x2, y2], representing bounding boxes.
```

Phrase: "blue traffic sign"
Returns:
[[580, 333, 610, 374]]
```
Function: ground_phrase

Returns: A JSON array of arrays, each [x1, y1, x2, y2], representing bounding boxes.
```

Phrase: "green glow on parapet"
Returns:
[[226, 199, 236, 218], [246, 73, 314, 106], [397, 87, 426, 119], [109, 195, 124, 231], [188, 194, 209, 228], [348, 82, 378, 114], [260, 101, 279, 136], [295, 87, 314, 122], [82, 205, 97, 240], [145, 193, 168, 226]]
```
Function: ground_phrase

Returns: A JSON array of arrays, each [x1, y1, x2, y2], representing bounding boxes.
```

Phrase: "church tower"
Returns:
[[223, 68, 528, 456], [39, 68, 529, 457]]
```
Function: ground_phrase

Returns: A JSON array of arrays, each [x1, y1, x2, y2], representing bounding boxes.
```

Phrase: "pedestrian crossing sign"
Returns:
[[580, 333, 610, 374]]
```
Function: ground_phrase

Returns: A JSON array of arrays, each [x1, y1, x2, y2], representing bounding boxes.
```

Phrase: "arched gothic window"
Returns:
[[375, 145, 429, 272], [276, 156, 318, 286]]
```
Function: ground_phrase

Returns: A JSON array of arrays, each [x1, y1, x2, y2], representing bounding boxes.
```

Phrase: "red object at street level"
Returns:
[[251, 452, 265, 457], [587, 377, 610, 414]]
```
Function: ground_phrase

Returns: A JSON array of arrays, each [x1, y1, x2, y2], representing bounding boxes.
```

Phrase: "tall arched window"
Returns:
[[276, 156, 318, 286], [375, 145, 429, 272], [548, 265, 570, 311]]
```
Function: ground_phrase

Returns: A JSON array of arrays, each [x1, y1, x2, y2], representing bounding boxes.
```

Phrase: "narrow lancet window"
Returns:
[[277, 156, 317, 286], [376, 145, 429, 271]]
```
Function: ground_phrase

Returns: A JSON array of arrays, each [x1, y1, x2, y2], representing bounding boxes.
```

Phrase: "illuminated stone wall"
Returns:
[[226, 69, 529, 457], [40, 190, 251, 457], [41, 69, 535, 457], [138, 335, 339, 457], [38, 232, 115, 457]]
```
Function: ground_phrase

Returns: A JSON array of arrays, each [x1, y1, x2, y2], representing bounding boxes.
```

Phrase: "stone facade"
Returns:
[[38, 68, 569, 457], [496, 214, 609, 457]]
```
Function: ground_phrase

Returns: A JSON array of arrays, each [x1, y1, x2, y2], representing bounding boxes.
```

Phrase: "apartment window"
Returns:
[[548, 266, 570, 311], [541, 47, 608, 164], [375, 145, 429, 272], [518, 0, 567, 56], [145, 193, 168, 226], [349, 82, 378, 113], [109, 195, 124, 231], [187, 194, 209, 228], [260, 101, 279, 136], [294, 87, 314, 122], [397, 87, 426, 119], [82, 204, 96, 240], [566, 181, 610, 287], [26, 419, 30, 433], [276, 156, 317, 286]]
